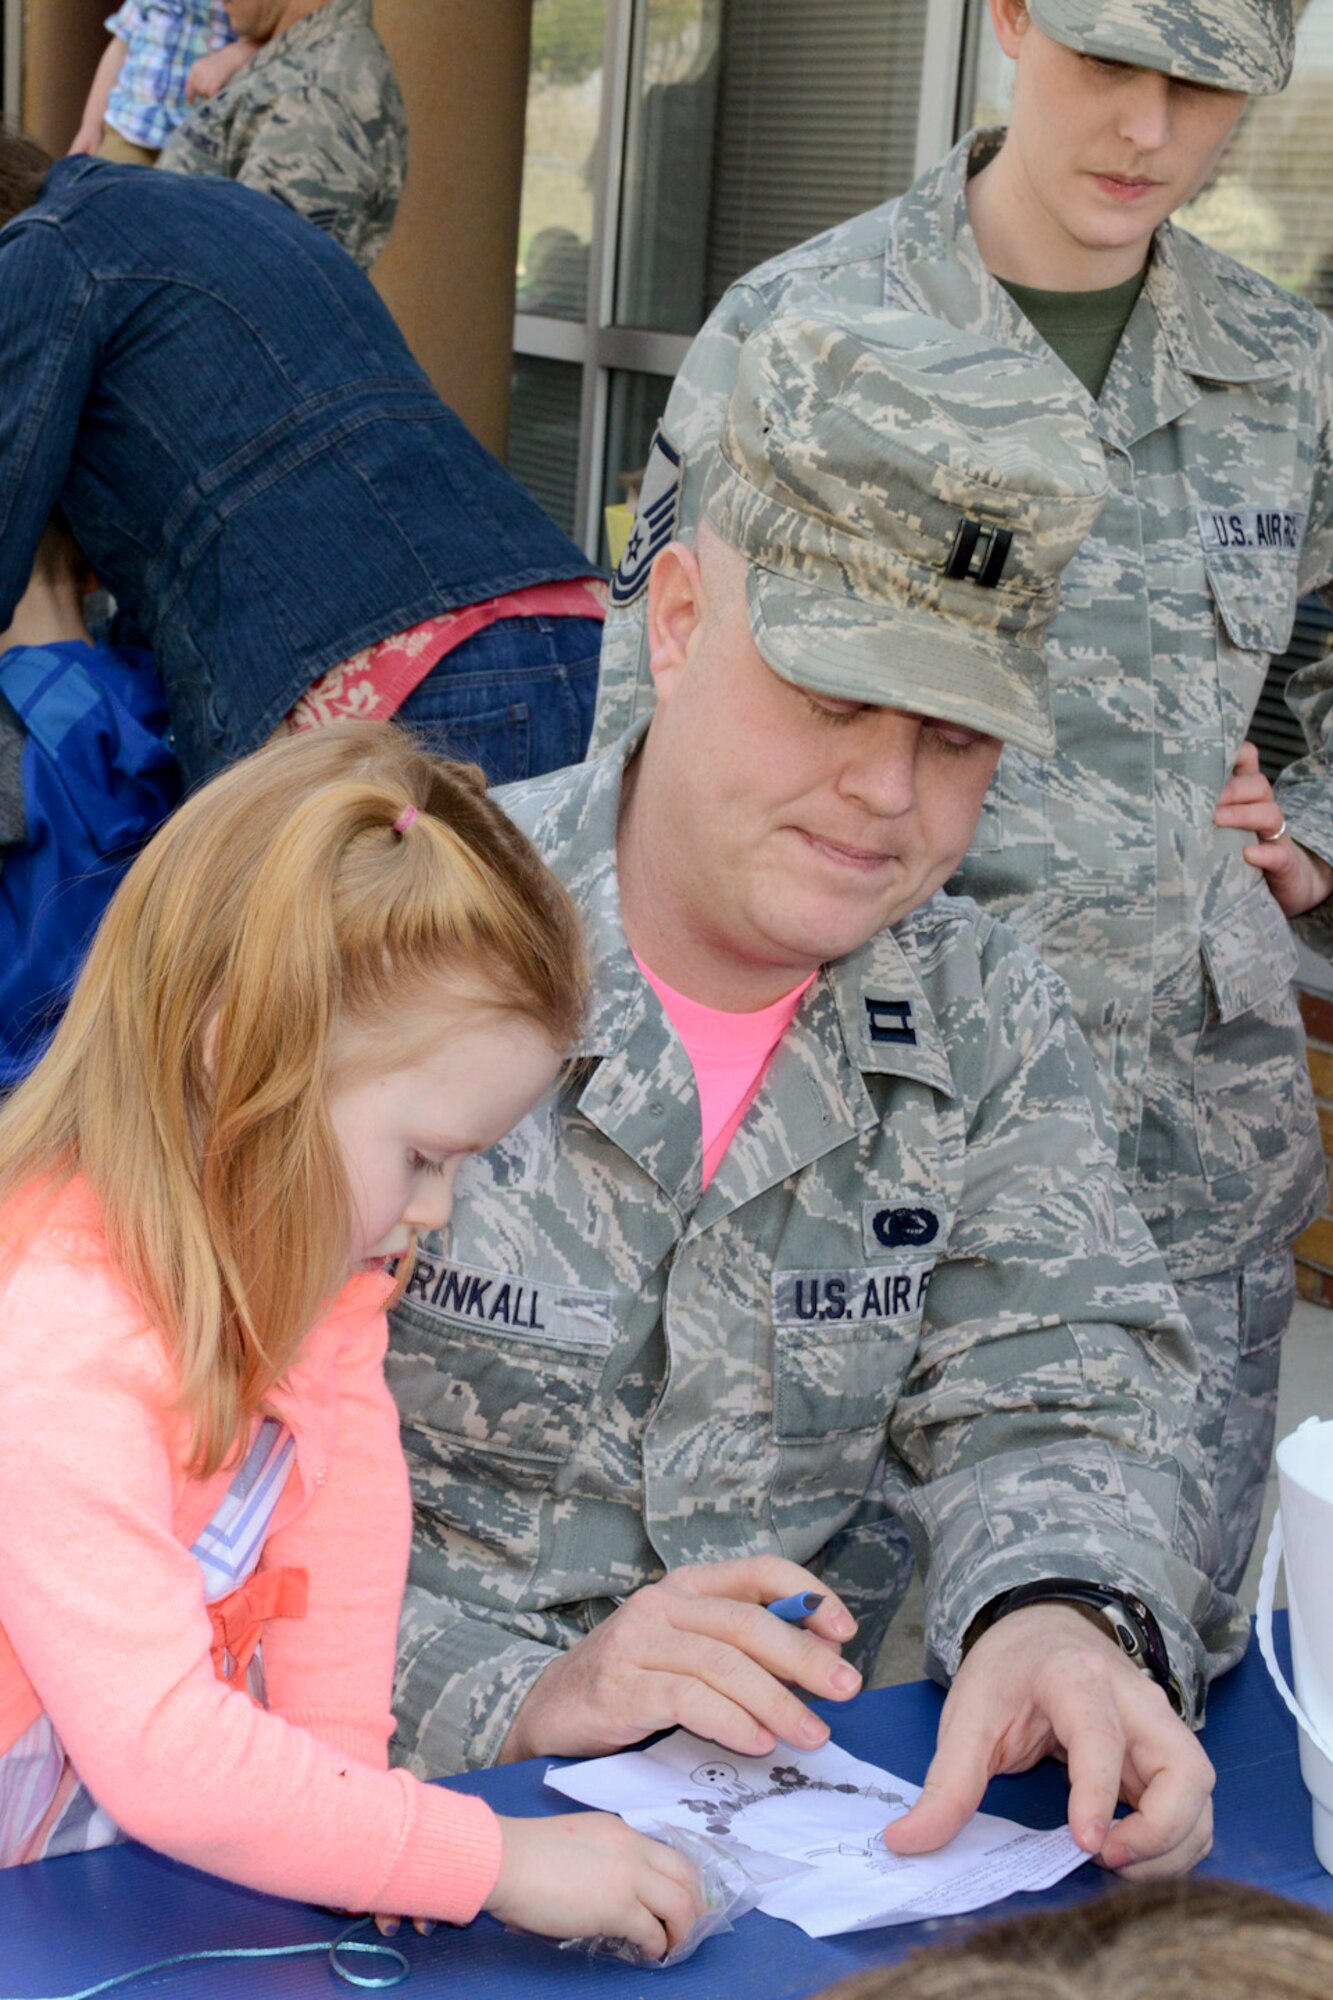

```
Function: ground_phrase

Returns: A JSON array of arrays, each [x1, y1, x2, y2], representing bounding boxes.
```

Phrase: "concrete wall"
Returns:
[[373, 1, 532, 458], [21, 0, 106, 152]]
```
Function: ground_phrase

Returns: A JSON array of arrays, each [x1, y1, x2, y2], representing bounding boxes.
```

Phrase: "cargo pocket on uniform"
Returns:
[[767, 1308, 909, 1553], [393, 1261, 612, 1509], [1204, 545, 1299, 757], [405, 1327, 604, 1471], [1193, 883, 1314, 1183], [772, 1318, 908, 1443], [766, 1265, 921, 1554]]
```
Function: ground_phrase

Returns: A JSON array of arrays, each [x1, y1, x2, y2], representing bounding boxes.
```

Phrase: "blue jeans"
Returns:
[[394, 615, 602, 787]]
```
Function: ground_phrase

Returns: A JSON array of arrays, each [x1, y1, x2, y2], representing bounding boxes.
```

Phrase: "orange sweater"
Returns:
[[0, 1180, 502, 1920]]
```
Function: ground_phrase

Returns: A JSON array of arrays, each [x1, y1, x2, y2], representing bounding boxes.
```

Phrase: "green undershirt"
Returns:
[[998, 267, 1147, 399]]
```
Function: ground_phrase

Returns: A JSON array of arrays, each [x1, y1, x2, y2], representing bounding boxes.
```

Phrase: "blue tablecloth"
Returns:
[[1, 1616, 1327, 1999]]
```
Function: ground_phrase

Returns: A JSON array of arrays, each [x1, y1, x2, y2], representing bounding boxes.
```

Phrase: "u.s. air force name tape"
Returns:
[[772, 1264, 935, 1328], [403, 1248, 615, 1350], [1196, 506, 1306, 555]]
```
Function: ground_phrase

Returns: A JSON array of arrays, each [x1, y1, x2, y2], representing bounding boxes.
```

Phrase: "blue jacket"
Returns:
[[0, 639, 180, 1083], [0, 160, 594, 785]]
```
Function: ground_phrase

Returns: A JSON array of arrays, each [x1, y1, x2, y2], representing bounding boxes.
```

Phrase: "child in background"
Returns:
[[0, 725, 700, 1954], [70, 3, 254, 164], [0, 513, 179, 1086]]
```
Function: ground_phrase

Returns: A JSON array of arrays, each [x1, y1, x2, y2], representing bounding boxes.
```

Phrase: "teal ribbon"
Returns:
[[1, 1918, 410, 1997]]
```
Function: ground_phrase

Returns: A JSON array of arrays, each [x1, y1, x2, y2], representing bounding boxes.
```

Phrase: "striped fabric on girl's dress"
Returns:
[[0, 1419, 295, 1866]]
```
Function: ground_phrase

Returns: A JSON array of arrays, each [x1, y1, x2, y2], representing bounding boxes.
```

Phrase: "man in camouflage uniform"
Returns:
[[158, 0, 405, 269], [390, 306, 1240, 1880], [591, 0, 1333, 1596]]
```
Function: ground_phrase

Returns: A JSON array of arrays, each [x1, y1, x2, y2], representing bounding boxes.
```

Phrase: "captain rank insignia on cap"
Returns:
[[945, 519, 1013, 589]]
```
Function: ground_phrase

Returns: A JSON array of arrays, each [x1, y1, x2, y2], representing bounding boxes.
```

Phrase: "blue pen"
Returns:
[[765, 1590, 824, 1624]]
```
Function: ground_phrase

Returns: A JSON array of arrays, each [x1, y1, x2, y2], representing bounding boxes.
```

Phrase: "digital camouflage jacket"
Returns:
[[591, 132, 1333, 1282], [159, 0, 405, 269], [387, 732, 1245, 1776]]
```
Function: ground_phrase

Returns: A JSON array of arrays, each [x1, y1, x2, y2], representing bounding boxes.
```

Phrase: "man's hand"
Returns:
[[883, 1602, 1214, 1880], [499, 1557, 861, 1764], [1214, 741, 1333, 916]]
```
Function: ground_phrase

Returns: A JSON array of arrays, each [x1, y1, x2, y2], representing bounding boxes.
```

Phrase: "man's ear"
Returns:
[[989, 0, 1029, 61], [645, 540, 706, 705]]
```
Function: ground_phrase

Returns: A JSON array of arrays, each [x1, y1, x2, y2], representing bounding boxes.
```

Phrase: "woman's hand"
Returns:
[[499, 1556, 860, 1765], [1214, 742, 1333, 916]]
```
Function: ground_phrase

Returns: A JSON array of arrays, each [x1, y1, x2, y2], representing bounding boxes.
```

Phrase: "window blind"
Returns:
[[703, 0, 929, 313], [507, 357, 584, 536]]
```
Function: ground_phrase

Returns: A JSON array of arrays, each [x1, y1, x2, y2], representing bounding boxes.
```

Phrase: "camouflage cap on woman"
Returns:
[[698, 306, 1108, 756], [1028, 0, 1294, 96]]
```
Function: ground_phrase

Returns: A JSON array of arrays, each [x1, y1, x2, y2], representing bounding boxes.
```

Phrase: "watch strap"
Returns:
[[982, 1578, 1187, 1717]]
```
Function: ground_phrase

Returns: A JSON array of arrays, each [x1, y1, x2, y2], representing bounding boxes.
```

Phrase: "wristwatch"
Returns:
[[978, 1578, 1189, 1717]]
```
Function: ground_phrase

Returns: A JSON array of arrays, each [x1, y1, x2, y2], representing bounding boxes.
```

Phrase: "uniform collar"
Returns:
[[546, 728, 957, 1097], [826, 915, 957, 1098], [887, 130, 1287, 452], [694, 913, 958, 1225], [880, 128, 1005, 333], [525, 727, 655, 1062], [530, 733, 959, 1217], [1142, 220, 1295, 388]]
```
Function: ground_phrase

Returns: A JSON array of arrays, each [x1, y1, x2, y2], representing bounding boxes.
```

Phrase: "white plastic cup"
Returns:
[[1274, 1418, 1333, 1872]]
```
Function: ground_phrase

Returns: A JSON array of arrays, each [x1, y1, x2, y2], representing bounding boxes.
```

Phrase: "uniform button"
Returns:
[[647, 1100, 665, 1118]]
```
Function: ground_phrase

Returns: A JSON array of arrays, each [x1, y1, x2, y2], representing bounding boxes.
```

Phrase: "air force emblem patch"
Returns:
[[609, 425, 682, 607], [870, 1205, 940, 1250]]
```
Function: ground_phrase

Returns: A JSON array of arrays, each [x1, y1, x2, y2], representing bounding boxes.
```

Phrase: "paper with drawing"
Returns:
[[547, 1730, 1088, 1937]]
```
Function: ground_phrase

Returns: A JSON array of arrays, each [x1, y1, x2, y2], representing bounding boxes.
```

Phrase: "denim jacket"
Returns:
[[0, 159, 593, 784]]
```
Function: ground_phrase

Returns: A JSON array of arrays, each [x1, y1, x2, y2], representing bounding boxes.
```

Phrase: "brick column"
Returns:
[[372, 0, 533, 460]]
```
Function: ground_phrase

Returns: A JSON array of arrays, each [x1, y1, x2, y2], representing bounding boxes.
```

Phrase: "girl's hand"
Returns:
[[485, 1812, 702, 1960], [68, 120, 104, 155], [1214, 742, 1333, 916]]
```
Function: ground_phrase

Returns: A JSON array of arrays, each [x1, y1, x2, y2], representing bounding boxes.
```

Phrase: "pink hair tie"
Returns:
[[393, 805, 419, 835]]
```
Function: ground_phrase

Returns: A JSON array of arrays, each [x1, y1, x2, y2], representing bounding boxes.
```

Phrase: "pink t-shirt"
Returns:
[[635, 955, 816, 1187]]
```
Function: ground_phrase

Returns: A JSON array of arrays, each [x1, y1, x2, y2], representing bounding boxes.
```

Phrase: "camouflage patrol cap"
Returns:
[[698, 307, 1108, 756], [1028, 0, 1293, 95]]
